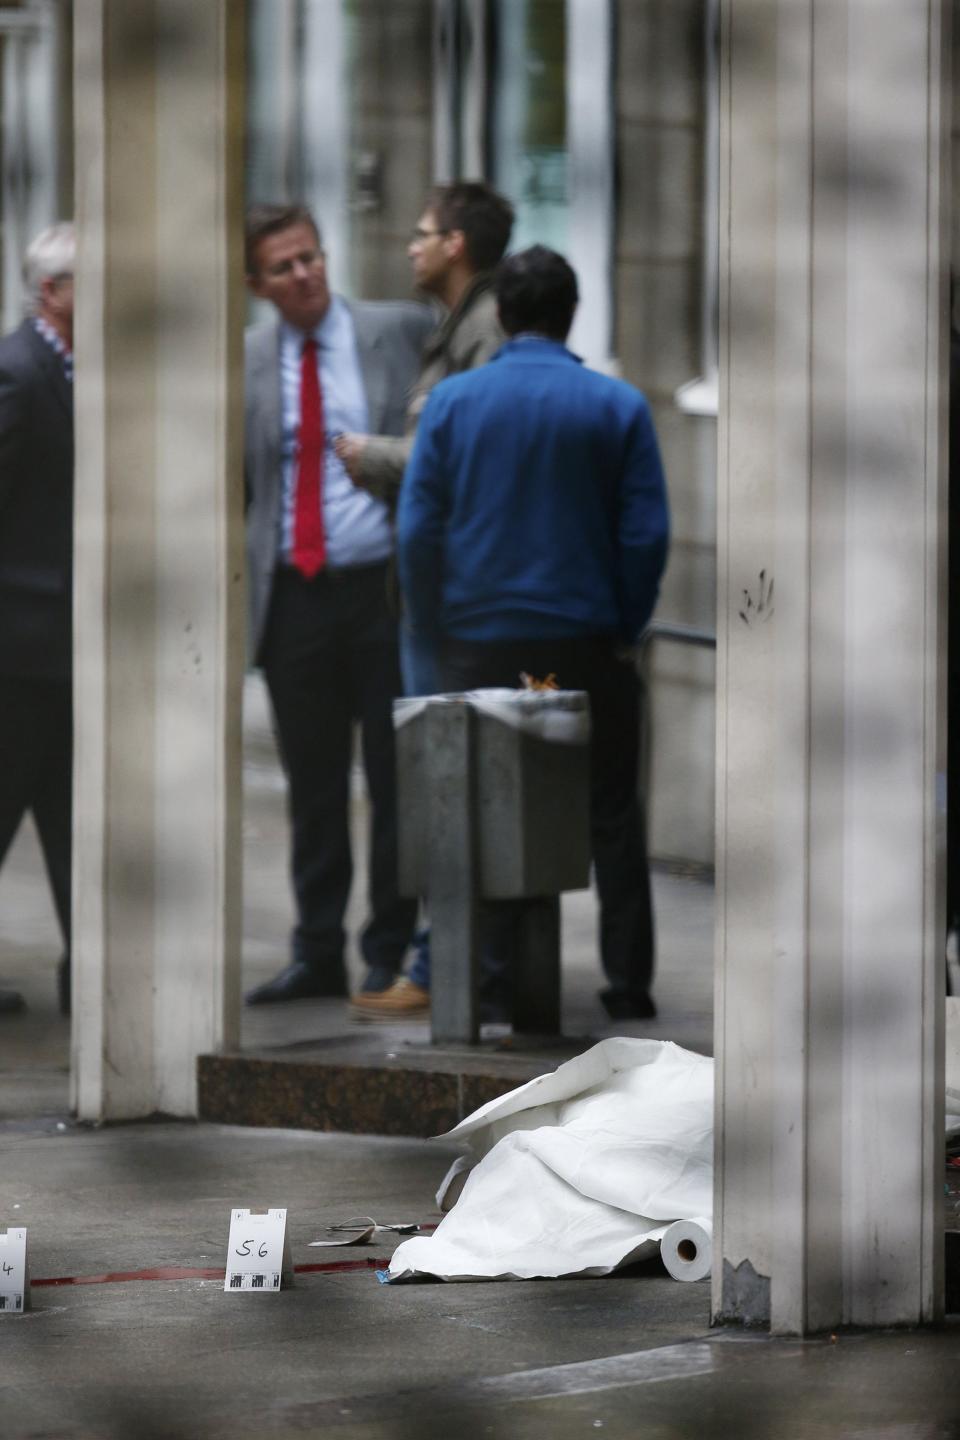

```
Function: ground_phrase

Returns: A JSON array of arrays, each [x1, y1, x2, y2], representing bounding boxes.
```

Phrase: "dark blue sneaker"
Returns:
[[407, 927, 431, 990], [360, 964, 399, 994]]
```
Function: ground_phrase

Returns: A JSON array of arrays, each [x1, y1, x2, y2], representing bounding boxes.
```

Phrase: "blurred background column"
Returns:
[[71, 0, 245, 1119], [715, 0, 948, 1331]]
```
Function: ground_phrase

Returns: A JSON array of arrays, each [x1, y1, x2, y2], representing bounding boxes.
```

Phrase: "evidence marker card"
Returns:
[[224, 1208, 293, 1293], [0, 1228, 29, 1314]]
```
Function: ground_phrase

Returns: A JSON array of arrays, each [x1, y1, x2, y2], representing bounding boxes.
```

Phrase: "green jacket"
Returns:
[[356, 273, 504, 509]]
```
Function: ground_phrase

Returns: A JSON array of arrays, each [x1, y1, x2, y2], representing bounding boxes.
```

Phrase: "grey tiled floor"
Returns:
[[0, 674, 714, 1119]]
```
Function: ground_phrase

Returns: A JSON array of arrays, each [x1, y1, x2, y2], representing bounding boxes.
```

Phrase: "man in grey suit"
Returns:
[[243, 204, 433, 1005]]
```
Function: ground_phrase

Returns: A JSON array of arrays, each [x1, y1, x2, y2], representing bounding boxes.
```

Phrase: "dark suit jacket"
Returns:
[[0, 319, 74, 680], [244, 298, 432, 657]]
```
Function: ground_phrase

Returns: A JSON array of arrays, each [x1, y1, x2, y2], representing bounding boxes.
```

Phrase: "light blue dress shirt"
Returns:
[[278, 297, 393, 569]]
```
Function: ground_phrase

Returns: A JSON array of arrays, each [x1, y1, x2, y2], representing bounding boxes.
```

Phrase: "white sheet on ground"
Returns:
[[389, 1037, 714, 1282]]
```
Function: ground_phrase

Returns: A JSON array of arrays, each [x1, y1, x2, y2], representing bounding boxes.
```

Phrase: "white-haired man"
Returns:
[[0, 222, 75, 1017]]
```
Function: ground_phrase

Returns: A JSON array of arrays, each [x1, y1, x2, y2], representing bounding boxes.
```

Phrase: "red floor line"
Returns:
[[295, 1258, 389, 1276], [32, 1257, 390, 1288]]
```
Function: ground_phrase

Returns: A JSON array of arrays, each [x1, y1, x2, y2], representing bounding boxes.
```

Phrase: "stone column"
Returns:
[[715, 0, 948, 1332], [72, 0, 245, 1120]]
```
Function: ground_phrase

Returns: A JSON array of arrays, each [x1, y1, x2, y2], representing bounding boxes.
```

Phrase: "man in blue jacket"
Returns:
[[354, 245, 669, 1024]]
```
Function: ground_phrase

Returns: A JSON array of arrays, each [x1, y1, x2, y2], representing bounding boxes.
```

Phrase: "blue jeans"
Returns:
[[399, 622, 440, 699], [400, 622, 438, 988], [407, 925, 431, 988]]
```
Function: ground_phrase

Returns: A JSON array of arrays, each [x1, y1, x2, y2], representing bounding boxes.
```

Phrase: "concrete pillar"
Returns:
[[715, 0, 948, 1332], [72, 0, 245, 1120]]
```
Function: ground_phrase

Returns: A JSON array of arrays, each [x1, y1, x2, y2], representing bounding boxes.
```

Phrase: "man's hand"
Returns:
[[334, 432, 369, 485]]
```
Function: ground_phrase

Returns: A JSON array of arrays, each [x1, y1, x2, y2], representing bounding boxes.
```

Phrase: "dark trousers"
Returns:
[[260, 563, 416, 980], [948, 661, 960, 938], [439, 635, 655, 1004], [0, 676, 72, 953]]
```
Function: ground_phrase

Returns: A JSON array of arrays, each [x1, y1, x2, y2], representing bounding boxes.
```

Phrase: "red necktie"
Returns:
[[291, 337, 326, 578]]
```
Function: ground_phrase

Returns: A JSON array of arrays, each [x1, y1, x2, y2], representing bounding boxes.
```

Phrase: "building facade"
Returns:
[[0, 0, 718, 865], [243, 0, 719, 866]]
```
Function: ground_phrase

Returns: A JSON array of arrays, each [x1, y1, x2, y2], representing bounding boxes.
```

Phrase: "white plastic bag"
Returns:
[[389, 1038, 714, 1282]]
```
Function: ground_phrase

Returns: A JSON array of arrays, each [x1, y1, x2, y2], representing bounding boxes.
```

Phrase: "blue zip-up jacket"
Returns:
[[397, 337, 669, 643]]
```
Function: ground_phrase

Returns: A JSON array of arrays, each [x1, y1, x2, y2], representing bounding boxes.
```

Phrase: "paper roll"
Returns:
[[660, 1217, 712, 1282]]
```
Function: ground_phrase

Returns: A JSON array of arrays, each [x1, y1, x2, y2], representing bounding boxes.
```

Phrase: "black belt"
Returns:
[[277, 559, 389, 583]]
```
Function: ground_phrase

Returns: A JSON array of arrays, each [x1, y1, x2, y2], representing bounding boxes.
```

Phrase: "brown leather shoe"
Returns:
[[350, 977, 430, 1022]]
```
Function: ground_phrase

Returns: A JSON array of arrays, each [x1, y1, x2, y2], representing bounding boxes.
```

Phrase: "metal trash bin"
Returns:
[[394, 689, 591, 1043]]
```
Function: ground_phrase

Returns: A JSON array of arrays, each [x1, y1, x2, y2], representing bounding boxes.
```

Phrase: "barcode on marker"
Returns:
[[228, 1271, 283, 1290]]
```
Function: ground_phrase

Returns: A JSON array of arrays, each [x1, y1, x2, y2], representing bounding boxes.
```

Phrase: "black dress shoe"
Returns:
[[478, 998, 510, 1025], [599, 989, 657, 1021], [244, 961, 348, 1006], [58, 956, 71, 1017], [0, 988, 26, 1016]]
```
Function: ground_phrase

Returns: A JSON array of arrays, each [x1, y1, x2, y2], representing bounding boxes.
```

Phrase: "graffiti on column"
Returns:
[[738, 570, 774, 627]]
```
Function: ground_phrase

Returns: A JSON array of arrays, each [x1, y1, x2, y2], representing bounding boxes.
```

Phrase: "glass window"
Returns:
[[489, 0, 568, 254], [0, 4, 63, 333], [245, 0, 432, 304]]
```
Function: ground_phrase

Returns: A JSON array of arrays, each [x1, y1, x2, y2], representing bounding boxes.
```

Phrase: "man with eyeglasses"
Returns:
[[335, 182, 514, 697], [335, 182, 514, 1024], [243, 203, 433, 1006], [0, 223, 75, 1018]]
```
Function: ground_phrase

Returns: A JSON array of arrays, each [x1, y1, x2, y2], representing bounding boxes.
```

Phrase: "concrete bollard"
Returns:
[[394, 690, 591, 1044]]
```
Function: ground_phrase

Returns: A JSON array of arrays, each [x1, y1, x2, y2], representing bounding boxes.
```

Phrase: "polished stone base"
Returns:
[[197, 1043, 558, 1138]]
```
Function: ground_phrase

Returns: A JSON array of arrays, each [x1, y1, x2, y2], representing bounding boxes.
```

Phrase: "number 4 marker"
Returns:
[[0, 1228, 29, 1315]]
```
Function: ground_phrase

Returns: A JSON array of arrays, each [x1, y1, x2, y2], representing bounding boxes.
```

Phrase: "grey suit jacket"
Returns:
[[244, 297, 432, 657]]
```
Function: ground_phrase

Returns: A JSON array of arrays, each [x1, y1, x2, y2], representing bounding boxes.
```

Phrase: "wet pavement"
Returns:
[[0, 1119, 958, 1440], [3, 679, 958, 1440], [0, 673, 714, 1124]]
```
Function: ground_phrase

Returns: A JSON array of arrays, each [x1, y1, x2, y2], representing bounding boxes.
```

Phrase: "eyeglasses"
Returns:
[[409, 227, 449, 244]]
